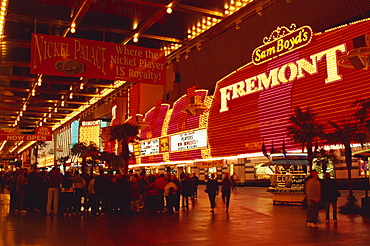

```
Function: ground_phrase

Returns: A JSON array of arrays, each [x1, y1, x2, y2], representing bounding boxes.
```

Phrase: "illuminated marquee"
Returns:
[[220, 44, 347, 112], [170, 129, 207, 151], [252, 24, 313, 65], [208, 19, 370, 158], [140, 139, 160, 156]]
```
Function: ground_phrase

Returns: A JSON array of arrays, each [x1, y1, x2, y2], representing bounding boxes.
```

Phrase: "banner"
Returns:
[[31, 33, 166, 85]]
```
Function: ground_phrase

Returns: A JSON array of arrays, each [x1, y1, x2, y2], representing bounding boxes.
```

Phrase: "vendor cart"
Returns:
[[264, 153, 309, 205]]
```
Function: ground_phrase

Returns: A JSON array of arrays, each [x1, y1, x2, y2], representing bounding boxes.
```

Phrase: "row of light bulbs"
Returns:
[[224, 0, 254, 15], [0, 0, 8, 38], [161, 0, 254, 57]]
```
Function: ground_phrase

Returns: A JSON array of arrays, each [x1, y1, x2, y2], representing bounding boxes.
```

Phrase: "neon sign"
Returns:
[[220, 44, 347, 112], [252, 24, 313, 65]]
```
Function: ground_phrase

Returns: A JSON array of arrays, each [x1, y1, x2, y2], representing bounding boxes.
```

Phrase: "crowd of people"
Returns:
[[1, 167, 202, 216]]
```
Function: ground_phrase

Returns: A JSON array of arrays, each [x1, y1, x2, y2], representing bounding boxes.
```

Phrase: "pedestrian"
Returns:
[[304, 170, 321, 227], [26, 166, 44, 212], [170, 175, 181, 213], [117, 174, 132, 213], [80, 171, 91, 212], [181, 174, 193, 208], [71, 170, 86, 214], [88, 176, 97, 214], [46, 167, 62, 215], [60, 172, 74, 216], [221, 172, 232, 212], [155, 173, 166, 212], [206, 173, 219, 213], [192, 173, 199, 199], [321, 172, 340, 223], [94, 169, 109, 216], [231, 173, 238, 191], [145, 175, 160, 213], [15, 168, 27, 214], [130, 175, 141, 213], [164, 176, 178, 214]]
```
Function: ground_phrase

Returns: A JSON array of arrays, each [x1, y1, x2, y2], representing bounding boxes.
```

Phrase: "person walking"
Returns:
[[46, 167, 63, 215], [192, 173, 199, 199], [304, 170, 321, 227], [231, 173, 238, 191], [321, 172, 340, 223], [221, 172, 232, 212], [206, 173, 219, 213], [181, 174, 193, 208], [164, 176, 178, 214]]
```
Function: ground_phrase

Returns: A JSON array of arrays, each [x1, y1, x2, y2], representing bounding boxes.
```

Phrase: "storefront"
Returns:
[[127, 19, 370, 184]]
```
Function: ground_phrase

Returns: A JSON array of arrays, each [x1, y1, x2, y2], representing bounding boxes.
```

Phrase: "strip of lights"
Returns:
[[51, 80, 128, 131], [0, 0, 8, 39], [128, 142, 365, 168], [0, 140, 6, 151]]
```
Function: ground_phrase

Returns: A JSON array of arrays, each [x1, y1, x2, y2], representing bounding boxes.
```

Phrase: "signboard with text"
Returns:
[[170, 129, 207, 152], [0, 127, 53, 141], [31, 34, 166, 85], [208, 21, 370, 157], [140, 139, 159, 156]]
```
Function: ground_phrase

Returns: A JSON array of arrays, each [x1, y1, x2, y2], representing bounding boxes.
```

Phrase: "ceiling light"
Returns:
[[69, 93, 73, 99], [80, 83, 84, 90], [166, 7, 172, 14], [133, 33, 139, 43], [61, 101, 65, 106], [54, 108, 58, 113]]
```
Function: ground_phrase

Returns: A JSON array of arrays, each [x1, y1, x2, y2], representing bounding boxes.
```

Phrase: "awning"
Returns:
[[262, 153, 309, 166], [353, 149, 370, 158], [262, 159, 309, 166]]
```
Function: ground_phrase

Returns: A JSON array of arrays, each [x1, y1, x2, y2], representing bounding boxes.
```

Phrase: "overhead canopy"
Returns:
[[353, 149, 370, 158], [262, 153, 308, 166]]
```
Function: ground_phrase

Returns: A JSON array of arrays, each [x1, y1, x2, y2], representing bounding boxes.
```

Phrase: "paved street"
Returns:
[[1, 186, 370, 246]]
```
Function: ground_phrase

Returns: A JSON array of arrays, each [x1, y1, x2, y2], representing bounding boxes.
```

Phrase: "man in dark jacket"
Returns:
[[26, 167, 44, 212], [221, 172, 232, 212], [94, 169, 108, 215], [321, 172, 340, 223], [206, 173, 219, 213]]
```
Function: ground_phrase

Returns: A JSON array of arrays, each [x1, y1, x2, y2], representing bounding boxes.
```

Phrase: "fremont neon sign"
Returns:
[[219, 44, 347, 112]]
